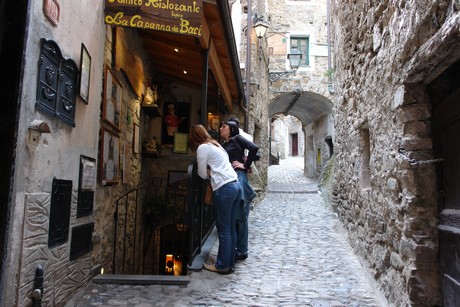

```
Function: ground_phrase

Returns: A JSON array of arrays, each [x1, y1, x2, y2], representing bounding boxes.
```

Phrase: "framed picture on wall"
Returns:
[[79, 43, 91, 104], [173, 132, 188, 154], [207, 114, 220, 132], [162, 96, 191, 146], [100, 127, 120, 185], [103, 66, 122, 131], [133, 123, 140, 154]]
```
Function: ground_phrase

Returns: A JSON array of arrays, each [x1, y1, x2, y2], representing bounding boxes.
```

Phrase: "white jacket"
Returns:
[[197, 143, 238, 191]]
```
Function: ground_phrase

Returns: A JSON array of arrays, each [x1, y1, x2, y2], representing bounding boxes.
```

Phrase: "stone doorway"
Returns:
[[429, 60, 460, 306], [0, 0, 27, 291]]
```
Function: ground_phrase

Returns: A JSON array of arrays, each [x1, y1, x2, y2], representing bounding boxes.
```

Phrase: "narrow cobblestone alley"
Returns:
[[67, 157, 387, 307]]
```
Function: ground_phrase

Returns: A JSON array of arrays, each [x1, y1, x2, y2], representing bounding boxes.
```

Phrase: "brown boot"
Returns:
[[203, 263, 233, 275]]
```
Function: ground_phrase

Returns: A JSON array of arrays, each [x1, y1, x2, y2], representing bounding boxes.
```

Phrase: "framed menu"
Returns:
[[103, 66, 122, 131]]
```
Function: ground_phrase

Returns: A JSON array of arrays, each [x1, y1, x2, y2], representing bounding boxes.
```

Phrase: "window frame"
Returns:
[[290, 36, 310, 67]]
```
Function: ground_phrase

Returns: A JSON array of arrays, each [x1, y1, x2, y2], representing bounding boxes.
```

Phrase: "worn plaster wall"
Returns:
[[7, 2, 105, 306], [330, 0, 460, 305]]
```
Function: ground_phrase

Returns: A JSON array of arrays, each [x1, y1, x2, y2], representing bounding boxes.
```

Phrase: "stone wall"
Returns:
[[267, 0, 330, 98], [235, 0, 270, 193], [93, 27, 151, 276], [330, 1, 460, 305]]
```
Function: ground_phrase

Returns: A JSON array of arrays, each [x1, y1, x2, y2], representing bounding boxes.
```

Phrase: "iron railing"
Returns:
[[186, 162, 215, 266], [111, 161, 215, 274], [113, 177, 163, 274]]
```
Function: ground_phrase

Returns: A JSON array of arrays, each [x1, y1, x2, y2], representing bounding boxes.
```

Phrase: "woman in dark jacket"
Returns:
[[219, 121, 258, 261]]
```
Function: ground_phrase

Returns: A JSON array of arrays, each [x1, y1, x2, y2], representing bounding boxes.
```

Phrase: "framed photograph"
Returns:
[[100, 127, 120, 185], [103, 66, 122, 131], [123, 142, 131, 184], [173, 132, 188, 154], [79, 43, 91, 104], [133, 123, 140, 154]]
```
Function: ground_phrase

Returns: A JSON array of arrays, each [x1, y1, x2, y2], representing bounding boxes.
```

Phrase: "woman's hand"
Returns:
[[231, 161, 245, 170]]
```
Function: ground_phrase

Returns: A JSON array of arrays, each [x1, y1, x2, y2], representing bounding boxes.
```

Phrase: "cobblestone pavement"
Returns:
[[67, 157, 387, 307]]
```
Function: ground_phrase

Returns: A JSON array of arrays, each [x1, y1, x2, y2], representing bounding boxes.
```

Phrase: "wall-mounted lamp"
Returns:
[[268, 47, 303, 82], [253, 13, 269, 39]]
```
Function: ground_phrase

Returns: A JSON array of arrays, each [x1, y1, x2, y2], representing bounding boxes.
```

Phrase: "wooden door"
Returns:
[[291, 133, 298, 156], [431, 63, 460, 306]]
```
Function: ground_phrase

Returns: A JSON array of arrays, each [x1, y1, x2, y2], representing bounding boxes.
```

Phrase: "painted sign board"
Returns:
[[104, 0, 203, 37]]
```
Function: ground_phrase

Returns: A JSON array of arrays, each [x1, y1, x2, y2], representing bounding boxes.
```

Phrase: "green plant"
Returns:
[[324, 68, 334, 79]]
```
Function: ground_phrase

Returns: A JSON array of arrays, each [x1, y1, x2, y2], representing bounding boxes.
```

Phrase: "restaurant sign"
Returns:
[[104, 0, 203, 37]]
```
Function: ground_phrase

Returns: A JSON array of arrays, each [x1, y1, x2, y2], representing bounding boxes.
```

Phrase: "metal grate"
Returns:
[[70, 222, 94, 260]]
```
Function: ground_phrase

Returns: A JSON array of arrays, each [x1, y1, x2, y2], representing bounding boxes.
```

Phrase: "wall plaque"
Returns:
[[43, 0, 60, 26], [77, 155, 96, 217]]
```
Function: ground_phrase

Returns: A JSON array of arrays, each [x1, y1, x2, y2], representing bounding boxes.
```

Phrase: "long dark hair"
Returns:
[[225, 121, 239, 138], [189, 124, 220, 151]]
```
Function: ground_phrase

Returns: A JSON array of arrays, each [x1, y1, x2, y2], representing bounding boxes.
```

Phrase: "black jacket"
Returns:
[[222, 135, 259, 170]]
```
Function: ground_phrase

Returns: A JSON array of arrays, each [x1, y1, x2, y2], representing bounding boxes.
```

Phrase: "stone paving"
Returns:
[[66, 157, 388, 307]]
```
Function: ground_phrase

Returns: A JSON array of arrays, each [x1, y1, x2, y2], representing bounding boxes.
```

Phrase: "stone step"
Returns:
[[93, 274, 190, 285]]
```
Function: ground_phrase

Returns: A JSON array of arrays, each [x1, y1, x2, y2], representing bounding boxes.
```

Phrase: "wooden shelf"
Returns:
[[142, 151, 160, 158], [142, 106, 162, 118]]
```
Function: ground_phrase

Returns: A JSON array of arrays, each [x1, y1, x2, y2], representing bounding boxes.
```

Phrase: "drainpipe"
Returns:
[[245, 0, 252, 131], [327, 0, 335, 94]]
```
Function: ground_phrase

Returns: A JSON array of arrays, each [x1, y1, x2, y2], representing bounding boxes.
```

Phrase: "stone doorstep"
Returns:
[[93, 274, 190, 285]]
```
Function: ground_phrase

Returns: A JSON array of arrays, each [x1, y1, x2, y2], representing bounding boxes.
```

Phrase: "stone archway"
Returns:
[[268, 90, 333, 177]]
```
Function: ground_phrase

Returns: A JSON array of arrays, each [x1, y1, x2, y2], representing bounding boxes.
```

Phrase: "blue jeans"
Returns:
[[213, 181, 243, 270], [235, 170, 256, 257]]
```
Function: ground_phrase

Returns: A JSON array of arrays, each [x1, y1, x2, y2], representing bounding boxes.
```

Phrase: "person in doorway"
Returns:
[[219, 121, 258, 261], [189, 124, 243, 274]]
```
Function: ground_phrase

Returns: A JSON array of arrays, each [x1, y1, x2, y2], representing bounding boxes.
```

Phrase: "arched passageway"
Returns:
[[268, 90, 333, 178]]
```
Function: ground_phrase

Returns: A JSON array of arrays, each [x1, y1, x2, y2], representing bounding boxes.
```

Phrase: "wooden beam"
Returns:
[[198, 15, 233, 112]]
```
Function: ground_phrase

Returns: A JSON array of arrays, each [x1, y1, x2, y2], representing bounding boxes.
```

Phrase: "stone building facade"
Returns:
[[263, 0, 335, 178], [330, 1, 460, 305], [1, 2, 106, 306]]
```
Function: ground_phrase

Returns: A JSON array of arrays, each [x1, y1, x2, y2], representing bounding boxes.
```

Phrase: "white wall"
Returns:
[[6, 2, 106, 306]]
